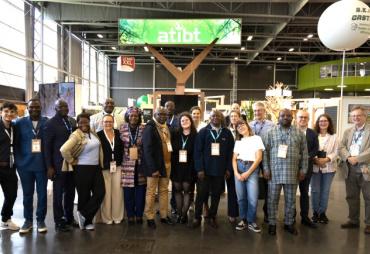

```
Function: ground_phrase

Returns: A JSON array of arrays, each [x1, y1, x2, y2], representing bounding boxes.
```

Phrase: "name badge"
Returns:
[[350, 144, 360, 157], [110, 161, 116, 173], [32, 139, 41, 153], [129, 147, 138, 160], [277, 145, 288, 158], [211, 143, 220, 156], [167, 141, 173, 152], [179, 150, 187, 163]]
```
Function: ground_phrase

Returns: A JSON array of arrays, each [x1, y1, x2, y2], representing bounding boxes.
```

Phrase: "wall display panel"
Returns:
[[111, 89, 153, 107], [39, 82, 75, 117], [160, 95, 199, 115]]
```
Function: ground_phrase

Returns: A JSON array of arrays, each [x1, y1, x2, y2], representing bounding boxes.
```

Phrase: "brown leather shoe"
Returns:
[[191, 219, 201, 229], [203, 205, 209, 218], [364, 226, 370, 234], [341, 221, 359, 228], [209, 218, 218, 229]]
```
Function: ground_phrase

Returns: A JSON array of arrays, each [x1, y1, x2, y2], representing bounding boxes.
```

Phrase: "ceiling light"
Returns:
[[160, 47, 163, 50], [303, 38, 308, 41], [337, 85, 347, 88], [144, 46, 149, 52], [247, 36, 253, 41], [324, 88, 333, 91], [241, 47, 245, 50], [277, 57, 282, 60], [365, 89, 370, 91], [234, 57, 238, 60], [289, 48, 294, 52], [192, 48, 195, 51], [97, 34, 103, 38], [150, 56, 154, 59], [111, 47, 116, 50], [307, 34, 313, 38]]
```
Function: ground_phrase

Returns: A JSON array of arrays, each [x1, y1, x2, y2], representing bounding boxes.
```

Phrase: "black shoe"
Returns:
[[312, 212, 320, 223], [55, 222, 69, 232], [301, 218, 317, 228], [66, 220, 79, 228], [268, 225, 276, 235], [319, 213, 329, 224], [209, 218, 218, 229], [155, 209, 160, 215], [128, 218, 135, 225], [284, 224, 298, 235], [180, 215, 188, 224], [161, 216, 175, 226], [147, 219, 156, 229], [175, 215, 182, 223], [136, 218, 143, 224], [171, 206, 178, 214], [264, 214, 269, 223]]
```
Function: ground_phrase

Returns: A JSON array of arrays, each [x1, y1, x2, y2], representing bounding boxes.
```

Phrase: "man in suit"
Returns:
[[296, 110, 319, 228], [339, 105, 370, 234], [263, 109, 308, 236], [14, 99, 48, 233], [43, 99, 78, 232], [90, 98, 125, 132]]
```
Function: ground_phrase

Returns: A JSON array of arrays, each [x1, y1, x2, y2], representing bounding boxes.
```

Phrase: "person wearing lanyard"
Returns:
[[165, 100, 179, 214], [120, 107, 146, 225], [142, 107, 174, 229], [0, 101, 20, 232], [263, 108, 308, 236], [43, 99, 78, 232], [248, 101, 275, 223], [14, 99, 48, 233], [90, 98, 125, 133], [60, 113, 105, 230], [97, 114, 123, 225], [339, 105, 370, 235], [170, 112, 197, 225], [192, 110, 234, 229]]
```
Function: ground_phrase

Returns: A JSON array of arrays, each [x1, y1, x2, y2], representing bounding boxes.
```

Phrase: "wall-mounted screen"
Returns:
[[160, 95, 199, 116], [118, 19, 242, 45], [39, 82, 75, 117]]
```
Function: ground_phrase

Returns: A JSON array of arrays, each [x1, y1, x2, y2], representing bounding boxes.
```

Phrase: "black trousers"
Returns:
[[298, 176, 311, 220], [0, 165, 18, 222], [226, 173, 239, 217], [194, 175, 224, 219], [53, 170, 75, 224], [74, 165, 105, 221]]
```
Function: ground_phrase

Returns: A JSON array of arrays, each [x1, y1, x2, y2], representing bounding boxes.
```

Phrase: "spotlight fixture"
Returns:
[[365, 88, 370, 91], [97, 34, 103, 38], [241, 47, 245, 50], [111, 47, 116, 50], [144, 46, 149, 52], [324, 88, 333, 91], [234, 57, 238, 60], [337, 85, 347, 88], [303, 38, 308, 41], [277, 57, 282, 60], [247, 36, 253, 41], [307, 34, 313, 38], [289, 48, 294, 52], [150, 56, 154, 59]]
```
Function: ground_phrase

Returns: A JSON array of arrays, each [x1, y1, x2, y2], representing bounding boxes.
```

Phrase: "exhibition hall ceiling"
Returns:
[[32, 0, 370, 68]]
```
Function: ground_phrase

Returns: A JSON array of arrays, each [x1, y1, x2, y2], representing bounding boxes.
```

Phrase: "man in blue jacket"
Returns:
[[14, 99, 48, 233], [192, 109, 234, 229], [43, 99, 77, 232]]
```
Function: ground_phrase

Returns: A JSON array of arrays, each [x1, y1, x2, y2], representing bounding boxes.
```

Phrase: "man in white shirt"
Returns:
[[90, 98, 125, 132]]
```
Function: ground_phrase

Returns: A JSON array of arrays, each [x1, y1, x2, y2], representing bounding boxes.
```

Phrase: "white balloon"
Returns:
[[318, 0, 370, 51]]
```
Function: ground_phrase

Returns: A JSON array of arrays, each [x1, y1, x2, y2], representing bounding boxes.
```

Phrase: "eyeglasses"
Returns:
[[103, 121, 113, 124], [253, 109, 263, 113], [319, 120, 328, 123], [298, 116, 309, 120], [351, 115, 364, 118], [237, 124, 246, 129]]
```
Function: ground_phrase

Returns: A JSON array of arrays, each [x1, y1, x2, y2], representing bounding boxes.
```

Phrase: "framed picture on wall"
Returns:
[[348, 104, 370, 123]]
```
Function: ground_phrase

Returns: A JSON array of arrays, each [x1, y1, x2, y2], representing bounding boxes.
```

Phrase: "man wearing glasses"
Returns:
[[296, 110, 319, 228], [248, 102, 275, 223], [339, 105, 370, 234], [142, 107, 174, 229], [90, 98, 125, 132]]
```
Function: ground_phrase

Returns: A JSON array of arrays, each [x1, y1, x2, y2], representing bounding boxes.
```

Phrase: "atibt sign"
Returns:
[[118, 19, 242, 45], [117, 56, 135, 72]]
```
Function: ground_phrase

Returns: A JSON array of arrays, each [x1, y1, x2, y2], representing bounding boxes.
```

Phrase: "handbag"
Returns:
[[317, 150, 327, 158]]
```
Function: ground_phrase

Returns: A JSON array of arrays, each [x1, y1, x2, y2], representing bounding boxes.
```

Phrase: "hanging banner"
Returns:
[[118, 19, 242, 45], [117, 56, 135, 72]]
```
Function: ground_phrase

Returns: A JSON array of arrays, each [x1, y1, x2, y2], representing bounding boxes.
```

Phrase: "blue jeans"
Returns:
[[310, 171, 335, 214], [234, 161, 259, 222]]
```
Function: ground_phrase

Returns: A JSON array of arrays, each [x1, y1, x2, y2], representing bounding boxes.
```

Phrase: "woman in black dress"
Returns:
[[171, 112, 197, 224]]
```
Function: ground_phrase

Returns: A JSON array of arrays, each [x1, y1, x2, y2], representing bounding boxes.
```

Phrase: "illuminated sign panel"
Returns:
[[118, 19, 241, 45]]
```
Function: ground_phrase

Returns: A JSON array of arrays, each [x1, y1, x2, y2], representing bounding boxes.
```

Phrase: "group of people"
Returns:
[[0, 98, 369, 236]]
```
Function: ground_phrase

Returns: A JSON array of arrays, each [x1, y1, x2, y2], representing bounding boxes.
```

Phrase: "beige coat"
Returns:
[[60, 128, 104, 172]]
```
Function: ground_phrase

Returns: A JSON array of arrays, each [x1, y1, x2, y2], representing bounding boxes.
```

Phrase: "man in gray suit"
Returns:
[[339, 105, 370, 234]]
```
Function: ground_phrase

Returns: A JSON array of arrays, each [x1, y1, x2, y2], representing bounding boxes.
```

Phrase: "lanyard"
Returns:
[[157, 125, 169, 139], [168, 115, 174, 126], [62, 118, 73, 134], [278, 125, 291, 144], [353, 128, 365, 143], [32, 129, 40, 139], [4, 127, 13, 156], [129, 126, 139, 146], [103, 129, 115, 160], [254, 120, 265, 136], [181, 134, 189, 149], [209, 129, 222, 142]]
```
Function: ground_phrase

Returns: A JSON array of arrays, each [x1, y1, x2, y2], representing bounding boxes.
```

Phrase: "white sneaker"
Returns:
[[1, 219, 20, 231], [114, 220, 121, 224], [248, 222, 261, 233], [85, 224, 94, 230], [76, 211, 85, 229], [236, 220, 248, 231], [19, 220, 33, 233], [106, 221, 113, 225]]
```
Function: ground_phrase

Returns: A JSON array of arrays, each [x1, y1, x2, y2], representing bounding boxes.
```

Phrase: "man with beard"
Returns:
[[14, 99, 48, 233], [90, 98, 125, 132], [43, 99, 77, 231], [263, 108, 308, 236]]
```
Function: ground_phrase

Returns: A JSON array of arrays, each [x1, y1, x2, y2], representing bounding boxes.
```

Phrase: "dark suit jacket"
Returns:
[[305, 128, 319, 179], [43, 114, 76, 172], [14, 115, 48, 172]]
